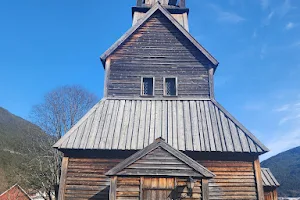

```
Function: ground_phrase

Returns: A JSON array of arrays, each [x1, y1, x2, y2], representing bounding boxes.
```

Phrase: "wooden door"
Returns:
[[142, 178, 175, 200]]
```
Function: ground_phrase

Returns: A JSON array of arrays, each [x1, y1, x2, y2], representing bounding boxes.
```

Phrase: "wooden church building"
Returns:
[[54, 0, 279, 199]]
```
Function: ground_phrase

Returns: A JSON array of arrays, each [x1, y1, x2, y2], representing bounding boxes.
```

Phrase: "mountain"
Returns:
[[261, 146, 300, 197], [0, 107, 50, 193]]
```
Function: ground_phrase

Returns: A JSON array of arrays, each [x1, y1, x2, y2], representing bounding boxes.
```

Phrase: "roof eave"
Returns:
[[211, 99, 270, 153]]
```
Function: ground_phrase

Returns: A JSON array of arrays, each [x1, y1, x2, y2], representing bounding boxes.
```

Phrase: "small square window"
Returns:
[[141, 77, 154, 96], [164, 77, 177, 96]]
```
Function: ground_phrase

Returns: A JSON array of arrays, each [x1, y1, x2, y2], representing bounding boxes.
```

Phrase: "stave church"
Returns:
[[54, 0, 280, 199]]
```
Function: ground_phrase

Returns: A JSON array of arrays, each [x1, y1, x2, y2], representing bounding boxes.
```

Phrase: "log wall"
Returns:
[[198, 160, 258, 200], [61, 155, 259, 200], [107, 12, 212, 98], [63, 158, 121, 200]]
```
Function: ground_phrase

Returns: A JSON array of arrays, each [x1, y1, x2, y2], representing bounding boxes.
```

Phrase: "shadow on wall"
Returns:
[[89, 186, 109, 200]]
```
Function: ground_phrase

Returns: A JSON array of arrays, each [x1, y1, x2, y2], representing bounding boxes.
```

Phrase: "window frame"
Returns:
[[141, 76, 155, 97], [163, 77, 178, 97]]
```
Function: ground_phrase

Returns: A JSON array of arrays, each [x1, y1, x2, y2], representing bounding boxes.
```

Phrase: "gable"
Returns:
[[105, 138, 215, 178], [111, 11, 212, 68], [0, 185, 32, 200], [116, 147, 205, 177], [101, 3, 218, 67], [107, 10, 212, 98]]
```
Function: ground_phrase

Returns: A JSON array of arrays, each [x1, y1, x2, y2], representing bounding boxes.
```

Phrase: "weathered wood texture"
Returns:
[[264, 188, 278, 200], [58, 157, 69, 200], [108, 12, 212, 98], [176, 178, 202, 200], [54, 99, 268, 154], [254, 159, 265, 200], [116, 177, 141, 200], [198, 160, 258, 200], [61, 155, 261, 200], [63, 158, 121, 200], [114, 177, 202, 200], [116, 147, 209, 177]]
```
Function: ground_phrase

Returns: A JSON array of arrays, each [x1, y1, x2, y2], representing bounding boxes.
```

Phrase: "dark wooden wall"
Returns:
[[113, 177, 202, 200], [264, 187, 278, 200], [60, 153, 261, 200], [107, 11, 212, 98], [198, 160, 258, 200], [63, 158, 121, 200]]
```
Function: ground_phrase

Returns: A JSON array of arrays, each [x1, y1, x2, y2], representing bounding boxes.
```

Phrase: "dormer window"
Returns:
[[164, 77, 177, 96], [141, 77, 154, 96]]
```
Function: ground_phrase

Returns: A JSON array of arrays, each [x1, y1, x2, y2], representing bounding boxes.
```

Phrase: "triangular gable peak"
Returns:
[[0, 184, 32, 200], [106, 138, 215, 178], [100, 3, 218, 68]]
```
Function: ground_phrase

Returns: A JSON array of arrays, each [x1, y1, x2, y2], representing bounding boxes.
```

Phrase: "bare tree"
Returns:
[[28, 85, 98, 199]]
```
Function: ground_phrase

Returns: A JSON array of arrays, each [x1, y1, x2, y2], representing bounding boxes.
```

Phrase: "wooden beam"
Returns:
[[254, 158, 265, 200], [137, 0, 143, 6], [202, 179, 209, 200], [104, 58, 111, 97], [58, 157, 69, 200], [109, 176, 117, 200], [178, 0, 186, 7], [209, 67, 214, 99], [140, 177, 144, 199]]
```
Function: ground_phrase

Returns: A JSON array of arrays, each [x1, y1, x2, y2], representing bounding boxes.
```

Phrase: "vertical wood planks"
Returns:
[[183, 101, 193, 150], [104, 58, 111, 97], [202, 179, 209, 200], [190, 101, 201, 151], [254, 158, 265, 200], [58, 157, 69, 200], [109, 176, 117, 200], [112, 100, 126, 149], [57, 99, 266, 153]]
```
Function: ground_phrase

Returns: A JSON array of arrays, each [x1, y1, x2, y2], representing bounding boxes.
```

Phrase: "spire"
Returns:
[[133, 0, 189, 31], [136, 0, 186, 8]]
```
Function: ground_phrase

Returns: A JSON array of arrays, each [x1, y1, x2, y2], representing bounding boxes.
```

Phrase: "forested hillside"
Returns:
[[261, 146, 300, 197], [0, 107, 50, 193]]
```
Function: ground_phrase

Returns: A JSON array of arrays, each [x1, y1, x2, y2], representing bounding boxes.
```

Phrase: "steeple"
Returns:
[[136, 0, 186, 8], [133, 0, 189, 31]]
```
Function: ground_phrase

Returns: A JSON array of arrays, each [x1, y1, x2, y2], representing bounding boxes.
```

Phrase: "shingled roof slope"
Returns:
[[53, 99, 269, 154], [261, 168, 280, 187]]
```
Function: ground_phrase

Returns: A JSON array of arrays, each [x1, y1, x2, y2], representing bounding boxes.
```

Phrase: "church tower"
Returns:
[[133, 0, 189, 30], [54, 1, 275, 200]]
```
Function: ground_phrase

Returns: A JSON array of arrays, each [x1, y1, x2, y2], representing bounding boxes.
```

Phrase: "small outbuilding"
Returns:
[[262, 168, 280, 200], [0, 184, 32, 200]]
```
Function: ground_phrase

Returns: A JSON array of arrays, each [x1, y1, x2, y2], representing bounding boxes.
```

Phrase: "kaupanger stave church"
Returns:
[[54, 0, 280, 199]]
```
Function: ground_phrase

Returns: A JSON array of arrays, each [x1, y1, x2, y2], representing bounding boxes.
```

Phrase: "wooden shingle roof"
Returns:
[[261, 168, 280, 187], [106, 138, 215, 178], [100, 2, 219, 67], [53, 99, 269, 154]]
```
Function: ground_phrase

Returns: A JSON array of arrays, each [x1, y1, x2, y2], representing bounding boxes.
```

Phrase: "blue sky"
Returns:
[[0, 0, 299, 160]]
